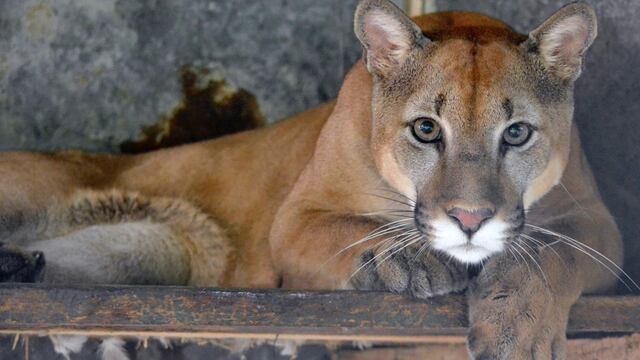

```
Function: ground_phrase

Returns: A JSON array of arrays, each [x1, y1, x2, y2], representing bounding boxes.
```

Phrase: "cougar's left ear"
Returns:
[[354, 0, 428, 78], [528, 1, 597, 81]]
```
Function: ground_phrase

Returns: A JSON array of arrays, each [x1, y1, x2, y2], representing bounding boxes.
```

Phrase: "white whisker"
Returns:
[[549, 237, 631, 291], [510, 243, 532, 277], [314, 218, 416, 278], [526, 223, 638, 291], [347, 235, 421, 283], [559, 182, 595, 222], [343, 218, 414, 251], [374, 188, 416, 205], [520, 233, 566, 270], [413, 241, 431, 261], [508, 247, 519, 266], [366, 229, 419, 252], [359, 233, 418, 269], [516, 238, 549, 287], [371, 236, 422, 272], [364, 192, 414, 208], [359, 209, 414, 218]]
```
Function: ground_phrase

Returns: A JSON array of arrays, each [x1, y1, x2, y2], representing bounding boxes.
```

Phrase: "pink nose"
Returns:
[[447, 207, 495, 235]]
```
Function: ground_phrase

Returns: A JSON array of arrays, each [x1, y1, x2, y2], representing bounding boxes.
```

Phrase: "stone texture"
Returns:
[[0, 0, 361, 152]]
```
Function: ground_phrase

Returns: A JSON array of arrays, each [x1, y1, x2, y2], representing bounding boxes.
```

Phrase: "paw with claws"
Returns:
[[0, 242, 45, 282], [351, 243, 468, 298], [467, 254, 570, 360]]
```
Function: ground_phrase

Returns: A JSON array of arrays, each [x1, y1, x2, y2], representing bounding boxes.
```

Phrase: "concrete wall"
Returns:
[[0, 0, 360, 152]]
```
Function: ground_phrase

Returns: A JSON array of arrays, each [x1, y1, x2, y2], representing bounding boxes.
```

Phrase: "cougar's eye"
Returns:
[[503, 122, 532, 146], [412, 118, 442, 143]]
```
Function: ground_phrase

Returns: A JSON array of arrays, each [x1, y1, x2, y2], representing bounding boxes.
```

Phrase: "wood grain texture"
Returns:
[[337, 335, 640, 360], [0, 285, 637, 342]]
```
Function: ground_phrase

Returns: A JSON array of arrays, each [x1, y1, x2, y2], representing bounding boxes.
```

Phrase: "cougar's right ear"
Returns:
[[354, 0, 429, 78]]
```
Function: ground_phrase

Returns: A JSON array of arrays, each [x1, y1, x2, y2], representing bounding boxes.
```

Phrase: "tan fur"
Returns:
[[58, 190, 231, 286], [523, 153, 566, 209], [0, 1, 622, 359]]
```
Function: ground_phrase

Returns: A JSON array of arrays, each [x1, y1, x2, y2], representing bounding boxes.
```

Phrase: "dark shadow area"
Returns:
[[120, 66, 266, 154]]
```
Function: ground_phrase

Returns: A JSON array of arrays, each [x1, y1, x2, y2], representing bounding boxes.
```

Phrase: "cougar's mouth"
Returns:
[[431, 217, 509, 264]]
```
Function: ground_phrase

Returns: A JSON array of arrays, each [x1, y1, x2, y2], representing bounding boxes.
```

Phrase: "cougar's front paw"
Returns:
[[467, 262, 569, 360], [0, 242, 45, 282], [351, 243, 467, 298]]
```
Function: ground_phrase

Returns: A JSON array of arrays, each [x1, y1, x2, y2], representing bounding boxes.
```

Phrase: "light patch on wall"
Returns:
[[24, 3, 56, 40]]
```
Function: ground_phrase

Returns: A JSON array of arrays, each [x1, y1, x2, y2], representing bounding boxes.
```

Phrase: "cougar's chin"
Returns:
[[429, 217, 510, 264]]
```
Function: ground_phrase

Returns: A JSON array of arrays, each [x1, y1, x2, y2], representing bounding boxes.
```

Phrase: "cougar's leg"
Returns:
[[1, 190, 230, 286], [25, 222, 191, 285], [0, 222, 187, 285]]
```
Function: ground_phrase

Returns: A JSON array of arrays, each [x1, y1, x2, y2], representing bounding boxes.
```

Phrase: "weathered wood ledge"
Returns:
[[0, 285, 637, 343]]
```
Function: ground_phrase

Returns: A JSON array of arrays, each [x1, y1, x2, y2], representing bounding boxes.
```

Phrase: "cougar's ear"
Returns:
[[354, 0, 428, 78], [528, 1, 597, 81]]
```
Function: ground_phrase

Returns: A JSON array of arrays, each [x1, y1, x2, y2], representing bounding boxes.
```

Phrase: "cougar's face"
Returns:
[[355, 0, 594, 264], [370, 39, 573, 264]]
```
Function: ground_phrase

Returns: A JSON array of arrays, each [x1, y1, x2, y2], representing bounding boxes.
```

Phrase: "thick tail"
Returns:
[[1, 189, 230, 286]]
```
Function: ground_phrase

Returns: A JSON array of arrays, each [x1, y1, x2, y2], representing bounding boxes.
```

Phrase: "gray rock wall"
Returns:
[[0, 0, 360, 152]]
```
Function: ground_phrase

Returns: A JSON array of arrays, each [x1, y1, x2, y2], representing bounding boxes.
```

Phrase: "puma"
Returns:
[[0, 0, 624, 358]]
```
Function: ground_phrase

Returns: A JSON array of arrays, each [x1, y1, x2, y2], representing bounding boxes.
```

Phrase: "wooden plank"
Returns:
[[337, 335, 640, 360], [0, 284, 637, 342], [569, 296, 640, 333]]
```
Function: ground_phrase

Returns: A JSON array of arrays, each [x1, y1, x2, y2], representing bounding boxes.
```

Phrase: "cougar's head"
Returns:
[[354, 0, 596, 263]]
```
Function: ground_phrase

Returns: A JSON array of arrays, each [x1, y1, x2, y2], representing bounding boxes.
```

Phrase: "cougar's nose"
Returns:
[[447, 207, 495, 235]]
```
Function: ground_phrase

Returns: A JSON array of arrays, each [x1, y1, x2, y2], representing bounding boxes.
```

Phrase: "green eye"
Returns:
[[503, 123, 532, 146], [412, 118, 442, 143]]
